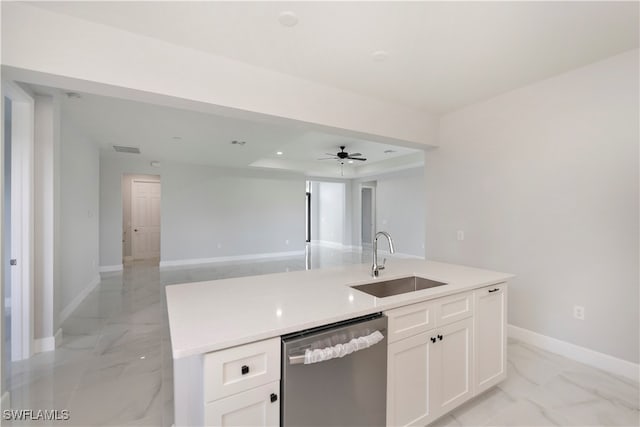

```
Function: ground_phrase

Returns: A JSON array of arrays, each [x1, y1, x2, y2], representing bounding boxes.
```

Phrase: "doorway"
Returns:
[[122, 175, 161, 263], [361, 185, 376, 247]]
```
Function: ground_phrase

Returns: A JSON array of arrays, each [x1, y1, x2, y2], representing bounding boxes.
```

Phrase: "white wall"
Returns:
[[1, 2, 438, 148], [351, 167, 426, 257], [426, 50, 639, 363], [60, 116, 100, 319], [161, 164, 305, 262], [310, 181, 346, 246], [375, 168, 425, 257], [33, 94, 60, 338], [100, 156, 306, 266]]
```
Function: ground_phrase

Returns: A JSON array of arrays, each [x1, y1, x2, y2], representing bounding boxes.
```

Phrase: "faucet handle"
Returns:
[[379, 258, 387, 270]]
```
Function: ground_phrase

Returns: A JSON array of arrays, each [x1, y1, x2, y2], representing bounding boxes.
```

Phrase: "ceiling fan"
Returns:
[[318, 146, 367, 162]]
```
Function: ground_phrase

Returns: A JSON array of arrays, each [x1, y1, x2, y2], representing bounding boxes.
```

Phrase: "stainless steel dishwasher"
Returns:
[[281, 313, 387, 426]]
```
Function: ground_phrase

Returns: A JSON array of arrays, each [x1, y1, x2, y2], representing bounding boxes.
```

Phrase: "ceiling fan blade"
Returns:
[[348, 157, 367, 161], [349, 153, 362, 157], [325, 153, 337, 156], [317, 157, 338, 160]]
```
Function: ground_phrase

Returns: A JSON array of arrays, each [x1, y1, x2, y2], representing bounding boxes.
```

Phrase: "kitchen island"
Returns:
[[166, 259, 513, 426]]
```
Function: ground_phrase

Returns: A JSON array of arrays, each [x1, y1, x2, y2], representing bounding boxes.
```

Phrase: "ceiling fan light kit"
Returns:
[[318, 146, 367, 162], [317, 146, 367, 176]]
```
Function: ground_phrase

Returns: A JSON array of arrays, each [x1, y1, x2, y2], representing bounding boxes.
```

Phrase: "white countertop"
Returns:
[[165, 259, 513, 359]]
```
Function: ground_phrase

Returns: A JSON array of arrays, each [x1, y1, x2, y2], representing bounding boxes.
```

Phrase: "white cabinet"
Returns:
[[205, 381, 280, 427], [386, 299, 436, 343], [203, 338, 281, 426], [474, 283, 507, 394], [431, 317, 474, 416], [386, 317, 473, 427], [386, 285, 506, 427], [387, 331, 436, 426]]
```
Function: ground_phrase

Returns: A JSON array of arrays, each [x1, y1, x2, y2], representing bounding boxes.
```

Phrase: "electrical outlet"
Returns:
[[573, 305, 585, 320], [457, 230, 464, 241], [285, 240, 290, 245], [217, 243, 222, 249]]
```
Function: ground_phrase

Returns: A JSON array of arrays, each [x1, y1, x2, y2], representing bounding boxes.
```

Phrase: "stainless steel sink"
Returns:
[[351, 276, 447, 298]]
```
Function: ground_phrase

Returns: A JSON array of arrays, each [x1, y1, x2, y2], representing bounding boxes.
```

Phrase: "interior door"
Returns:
[[131, 180, 161, 260]]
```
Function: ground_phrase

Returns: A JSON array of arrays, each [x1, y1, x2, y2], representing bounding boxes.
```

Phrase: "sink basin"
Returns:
[[351, 276, 447, 298]]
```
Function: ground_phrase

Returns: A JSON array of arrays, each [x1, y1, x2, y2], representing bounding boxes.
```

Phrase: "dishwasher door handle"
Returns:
[[288, 354, 308, 365], [288, 330, 385, 365]]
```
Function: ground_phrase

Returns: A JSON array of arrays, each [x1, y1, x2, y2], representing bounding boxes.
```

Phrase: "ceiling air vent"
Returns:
[[113, 145, 140, 154]]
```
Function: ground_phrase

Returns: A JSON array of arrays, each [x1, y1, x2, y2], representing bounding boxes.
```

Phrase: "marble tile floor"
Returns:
[[4, 245, 639, 426], [432, 338, 639, 426]]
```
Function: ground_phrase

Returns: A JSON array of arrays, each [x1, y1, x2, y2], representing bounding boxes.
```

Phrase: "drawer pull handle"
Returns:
[[241, 365, 250, 375], [270, 393, 278, 403], [488, 288, 500, 293], [437, 334, 443, 341], [430, 337, 436, 343]]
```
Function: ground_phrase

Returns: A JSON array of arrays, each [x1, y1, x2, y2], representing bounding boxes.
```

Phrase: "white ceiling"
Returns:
[[52, 88, 422, 178], [30, 1, 639, 113]]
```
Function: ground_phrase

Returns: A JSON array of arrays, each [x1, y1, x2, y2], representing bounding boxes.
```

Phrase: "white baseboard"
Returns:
[[1, 391, 10, 410], [33, 335, 56, 353], [54, 327, 63, 347], [508, 324, 639, 381], [159, 250, 306, 268], [309, 241, 423, 259], [59, 275, 100, 323], [99, 264, 123, 273], [377, 249, 424, 260], [310, 240, 346, 250]]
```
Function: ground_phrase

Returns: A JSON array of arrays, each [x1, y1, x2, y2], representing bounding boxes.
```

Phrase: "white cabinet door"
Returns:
[[474, 284, 507, 394], [387, 331, 436, 427], [432, 317, 474, 416], [386, 300, 436, 343], [205, 381, 280, 427], [204, 337, 280, 402]]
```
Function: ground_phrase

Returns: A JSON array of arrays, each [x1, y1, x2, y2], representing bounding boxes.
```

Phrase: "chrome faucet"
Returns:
[[372, 231, 395, 277]]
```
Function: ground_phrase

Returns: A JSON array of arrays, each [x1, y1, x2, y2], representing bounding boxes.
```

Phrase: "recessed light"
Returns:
[[384, 149, 396, 154], [276, 151, 283, 156], [371, 50, 389, 62], [348, 160, 354, 164], [231, 140, 246, 146], [150, 161, 161, 168], [278, 11, 299, 27], [65, 92, 82, 99]]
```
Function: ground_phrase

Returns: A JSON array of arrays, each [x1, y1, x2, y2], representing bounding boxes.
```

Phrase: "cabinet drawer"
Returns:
[[434, 291, 473, 326], [385, 300, 436, 343], [204, 337, 280, 402], [205, 381, 280, 427]]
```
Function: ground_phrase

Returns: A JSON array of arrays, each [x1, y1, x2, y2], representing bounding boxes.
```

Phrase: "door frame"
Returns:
[[305, 191, 311, 243], [130, 178, 161, 261], [361, 184, 376, 247], [2, 80, 35, 362]]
